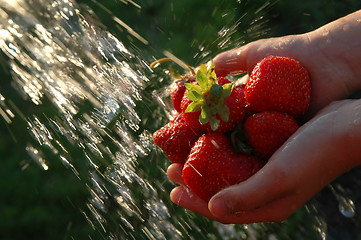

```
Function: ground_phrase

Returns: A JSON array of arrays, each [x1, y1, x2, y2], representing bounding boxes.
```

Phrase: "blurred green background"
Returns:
[[1, 0, 361, 239]]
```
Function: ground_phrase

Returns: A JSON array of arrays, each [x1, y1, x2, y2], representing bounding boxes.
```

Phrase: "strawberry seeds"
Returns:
[[153, 56, 312, 202]]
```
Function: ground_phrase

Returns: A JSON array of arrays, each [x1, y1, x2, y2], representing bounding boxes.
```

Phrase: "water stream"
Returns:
[[0, 0, 360, 239]]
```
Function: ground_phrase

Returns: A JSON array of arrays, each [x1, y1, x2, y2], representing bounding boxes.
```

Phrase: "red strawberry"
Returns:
[[182, 133, 264, 202], [245, 56, 311, 116], [244, 111, 299, 157], [181, 84, 247, 132], [180, 63, 247, 132], [170, 73, 196, 112], [153, 114, 203, 164], [171, 82, 187, 112], [217, 76, 232, 85], [180, 97, 202, 129]]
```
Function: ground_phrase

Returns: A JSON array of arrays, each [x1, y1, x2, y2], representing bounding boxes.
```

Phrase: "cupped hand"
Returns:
[[214, 10, 361, 115], [166, 11, 361, 224], [167, 99, 361, 223]]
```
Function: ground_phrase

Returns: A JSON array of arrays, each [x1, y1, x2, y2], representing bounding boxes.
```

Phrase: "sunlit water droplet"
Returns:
[[338, 197, 356, 218], [329, 185, 356, 218], [26, 144, 49, 170]]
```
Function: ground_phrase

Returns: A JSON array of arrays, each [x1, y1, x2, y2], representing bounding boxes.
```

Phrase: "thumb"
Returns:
[[213, 35, 307, 77], [208, 99, 361, 217], [208, 160, 291, 217]]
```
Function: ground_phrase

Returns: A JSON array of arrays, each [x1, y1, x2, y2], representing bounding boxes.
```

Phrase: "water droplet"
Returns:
[[26, 144, 49, 171], [268, 234, 278, 240], [338, 197, 356, 218]]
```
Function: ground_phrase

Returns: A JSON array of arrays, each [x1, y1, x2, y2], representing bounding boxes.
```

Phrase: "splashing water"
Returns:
[[0, 0, 249, 238], [1, 0, 361, 239], [0, 0, 173, 238]]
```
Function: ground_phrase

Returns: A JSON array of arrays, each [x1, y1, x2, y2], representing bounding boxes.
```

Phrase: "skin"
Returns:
[[166, 10, 361, 224]]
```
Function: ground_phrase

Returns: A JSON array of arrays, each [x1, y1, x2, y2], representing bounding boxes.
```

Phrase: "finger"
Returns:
[[170, 186, 213, 217], [208, 121, 326, 217], [217, 193, 303, 224], [170, 185, 236, 222], [213, 47, 249, 77], [209, 99, 361, 217], [208, 160, 292, 217], [213, 39, 279, 76], [170, 185, 303, 224], [213, 35, 308, 77], [171, 100, 361, 224], [225, 194, 303, 224], [167, 163, 185, 185]]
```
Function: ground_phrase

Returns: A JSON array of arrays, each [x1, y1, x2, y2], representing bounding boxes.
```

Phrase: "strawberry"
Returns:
[[182, 133, 264, 202], [244, 111, 299, 157], [171, 82, 187, 112], [149, 57, 197, 113], [245, 56, 311, 116], [181, 85, 247, 132], [153, 114, 203, 164], [180, 62, 247, 132], [170, 73, 196, 112]]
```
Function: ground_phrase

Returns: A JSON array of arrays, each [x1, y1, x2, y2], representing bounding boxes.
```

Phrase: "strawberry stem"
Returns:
[[231, 127, 253, 154], [185, 61, 234, 131], [149, 57, 195, 75]]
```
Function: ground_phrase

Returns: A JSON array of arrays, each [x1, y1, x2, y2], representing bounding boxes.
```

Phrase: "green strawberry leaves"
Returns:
[[185, 61, 234, 131], [184, 83, 203, 98], [221, 83, 233, 98], [196, 69, 211, 89]]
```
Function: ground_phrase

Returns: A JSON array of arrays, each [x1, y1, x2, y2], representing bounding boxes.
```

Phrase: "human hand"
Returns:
[[168, 99, 361, 223], [166, 10, 361, 224], [214, 10, 361, 116]]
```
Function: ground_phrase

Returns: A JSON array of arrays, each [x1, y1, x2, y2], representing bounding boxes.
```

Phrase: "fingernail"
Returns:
[[209, 198, 230, 217], [170, 186, 186, 204]]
